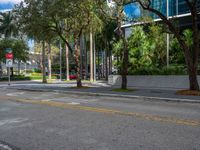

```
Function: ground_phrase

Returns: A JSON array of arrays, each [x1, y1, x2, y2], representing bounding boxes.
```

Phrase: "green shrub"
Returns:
[[32, 68, 41, 73], [0, 75, 31, 81]]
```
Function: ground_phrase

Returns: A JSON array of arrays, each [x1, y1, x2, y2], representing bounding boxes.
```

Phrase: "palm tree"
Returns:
[[0, 11, 18, 38], [0, 11, 18, 77]]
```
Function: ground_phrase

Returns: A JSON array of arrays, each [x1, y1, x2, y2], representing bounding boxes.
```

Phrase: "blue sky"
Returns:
[[1, 0, 140, 19], [0, 0, 22, 12]]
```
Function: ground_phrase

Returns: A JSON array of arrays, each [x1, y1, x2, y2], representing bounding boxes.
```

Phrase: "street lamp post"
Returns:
[[166, 0, 169, 67]]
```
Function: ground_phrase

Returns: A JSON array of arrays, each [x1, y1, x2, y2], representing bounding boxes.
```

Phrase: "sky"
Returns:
[[0, 0, 22, 12], [1, 0, 140, 19]]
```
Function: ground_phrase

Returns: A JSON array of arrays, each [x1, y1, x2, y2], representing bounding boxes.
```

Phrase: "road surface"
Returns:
[[0, 87, 200, 150]]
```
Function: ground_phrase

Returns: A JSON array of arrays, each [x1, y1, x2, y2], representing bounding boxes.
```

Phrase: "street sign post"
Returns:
[[6, 59, 13, 67], [6, 53, 13, 59], [5, 48, 13, 86]]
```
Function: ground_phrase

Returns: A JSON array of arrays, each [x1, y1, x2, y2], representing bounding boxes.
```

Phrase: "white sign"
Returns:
[[6, 59, 13, 67]]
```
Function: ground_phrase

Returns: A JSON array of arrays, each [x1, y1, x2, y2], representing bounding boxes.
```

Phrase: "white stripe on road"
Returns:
[[6, 92, 24, 97]]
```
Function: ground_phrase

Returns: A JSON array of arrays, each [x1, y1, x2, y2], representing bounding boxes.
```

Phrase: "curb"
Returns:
[[11, 87, 200, 104]]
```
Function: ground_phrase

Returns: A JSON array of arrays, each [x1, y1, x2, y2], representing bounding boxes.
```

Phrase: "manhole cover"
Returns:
[[0, 141, 19, 150]]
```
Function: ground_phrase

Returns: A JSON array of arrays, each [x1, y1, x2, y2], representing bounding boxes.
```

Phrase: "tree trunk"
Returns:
[[136, 0, 200, 90], [74, 37, 82, 87], [118, 9, 129, 89], [121, 38, 129, 89], [105, 43, 108, 81], [18, 61, 20, 75], [188, 66, 199, 90], [42, 41, 47, 83], [0, 62, 2, 77], [47, 42, 52, 80], [84, 35, 88, 80]]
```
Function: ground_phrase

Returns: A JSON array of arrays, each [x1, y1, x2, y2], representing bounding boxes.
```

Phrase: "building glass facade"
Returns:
[[150, 0, 192, 19], [124, 0, 200, 20]]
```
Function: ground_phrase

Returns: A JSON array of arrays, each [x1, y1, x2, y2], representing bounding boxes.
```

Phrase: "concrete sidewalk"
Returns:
[[3, 80, 200, 103]]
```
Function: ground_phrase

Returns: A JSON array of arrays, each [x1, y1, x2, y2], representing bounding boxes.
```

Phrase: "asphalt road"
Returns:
[[0, 87, 200, 150]]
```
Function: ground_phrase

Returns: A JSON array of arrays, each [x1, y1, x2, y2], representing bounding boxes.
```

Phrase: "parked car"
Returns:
[[69, 72, 76, 80]]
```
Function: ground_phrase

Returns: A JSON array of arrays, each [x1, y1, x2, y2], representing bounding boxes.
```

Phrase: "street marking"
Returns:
[[0, 143, 13, 150], [6, 92, 24, 97], [15, 99, 200, 127], [41, 100, 51, 102], [0, 118, 28, 126], [67, 102, 80, 105]]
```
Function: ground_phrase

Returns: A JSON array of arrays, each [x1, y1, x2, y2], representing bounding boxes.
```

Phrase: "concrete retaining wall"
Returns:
[[108, 75, 200, 89]]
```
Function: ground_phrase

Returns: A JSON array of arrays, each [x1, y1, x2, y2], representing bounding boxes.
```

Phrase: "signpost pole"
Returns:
[[8, 67, 10, 86], [5, 48, 13, 86]]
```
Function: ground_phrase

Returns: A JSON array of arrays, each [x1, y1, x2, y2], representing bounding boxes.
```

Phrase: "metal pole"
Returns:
[[176, 0, 178, 16], [8, 67, 10, 86], [167, 34, 169, 67], [60, 40, 62, 81], [25, 63, 26, 75], [166, 0, 169, 67]]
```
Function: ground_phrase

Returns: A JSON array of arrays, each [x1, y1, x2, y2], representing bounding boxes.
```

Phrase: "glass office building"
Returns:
[[150, 0, 192, 19], [124, 0, 200, 20]]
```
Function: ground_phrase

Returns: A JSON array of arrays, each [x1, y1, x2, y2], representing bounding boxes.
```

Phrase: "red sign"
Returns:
[[6, 53, 13, 59]]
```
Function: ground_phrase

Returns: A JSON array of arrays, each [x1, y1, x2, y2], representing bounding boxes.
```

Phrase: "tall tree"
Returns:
[[15, 0, 102, 87], [0, 12, 18, 38], [134, 0, 200, 90], [0, 11, 18, 76], [98, 0, 130, 89]]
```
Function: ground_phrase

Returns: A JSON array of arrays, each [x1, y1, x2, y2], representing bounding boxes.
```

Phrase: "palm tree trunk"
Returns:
[[90, 31, 94, 82], [74, 36, 82, 87], [0, 62, 2, 77], [105, 44, 108, 81], [84, 35, 88, 80], [188, 66, 199, 90], [42, 41, 47, 83], [18, 61, 21, 75], [66, 41, 70, 81], [47, 42, 52, 80], [117, 9, 129, 89]]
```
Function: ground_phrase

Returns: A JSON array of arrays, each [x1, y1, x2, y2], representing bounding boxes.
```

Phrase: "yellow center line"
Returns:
[[15, 99, 200, 127]]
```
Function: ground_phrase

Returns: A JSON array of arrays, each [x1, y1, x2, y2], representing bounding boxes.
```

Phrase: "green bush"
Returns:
[[32, 68, 41, 73], [0, 75, 31, 81]]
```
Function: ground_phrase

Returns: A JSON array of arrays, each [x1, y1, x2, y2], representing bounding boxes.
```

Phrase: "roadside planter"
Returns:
[[108, 75, 200, 89]]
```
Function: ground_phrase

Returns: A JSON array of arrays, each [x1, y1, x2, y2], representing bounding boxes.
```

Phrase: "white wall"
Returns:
[[108, 75, 200, 89]]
